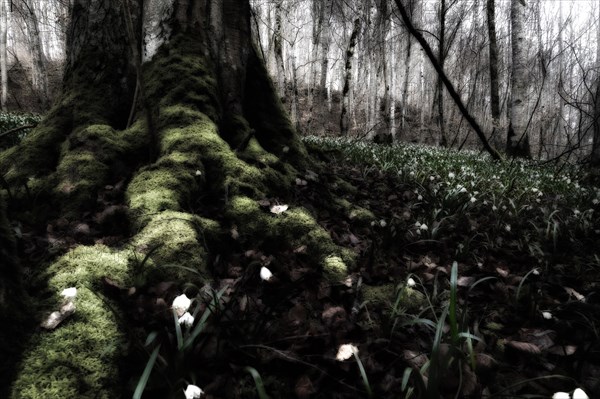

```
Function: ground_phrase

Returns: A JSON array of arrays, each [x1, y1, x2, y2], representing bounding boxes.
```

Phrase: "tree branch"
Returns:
[[392, 0, 502, 161]]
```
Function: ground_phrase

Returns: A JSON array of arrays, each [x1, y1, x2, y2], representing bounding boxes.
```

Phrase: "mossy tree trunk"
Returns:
[[0, 1, 353, 397]]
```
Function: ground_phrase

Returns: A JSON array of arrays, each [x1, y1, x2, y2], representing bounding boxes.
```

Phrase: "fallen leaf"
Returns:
[[506, 340, 541, 355], [547, 345, 577, 356], [457, 276, 475, 287]]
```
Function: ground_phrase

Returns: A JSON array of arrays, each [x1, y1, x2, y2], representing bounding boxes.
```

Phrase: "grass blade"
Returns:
[[133, 344, 161, 399]]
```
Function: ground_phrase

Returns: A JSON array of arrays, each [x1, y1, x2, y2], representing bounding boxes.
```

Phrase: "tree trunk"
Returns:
[[319, 0, 332, 100], [592, 0, 600, 167], [486, 0, 501, 147], [273, 0, 287, 99], [340, 18, 361, 136], [0, 1, 352, 397], [401, 15, 413, 132], [0, 0, 7, 111], [436, 0, 447, 147], [22, 0, 50, 109], [507, 0, 531, 158], [374, 0, 391, 143]]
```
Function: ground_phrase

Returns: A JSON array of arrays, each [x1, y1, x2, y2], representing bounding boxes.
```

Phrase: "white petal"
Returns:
[[184, 384, 204, 399], [61, 287, 77, 299], [260, 266, 273, 281], [573, 388, 589, 399], [407, 278, 416, 287], [172, 294, 192, 317], [178, 312, 195, 328], [542, 311, 552, 320], [336, 343, 358, 361], [552, 392, 570, 399], [420, 224, 428, 231], [270, 204, 289, 214]]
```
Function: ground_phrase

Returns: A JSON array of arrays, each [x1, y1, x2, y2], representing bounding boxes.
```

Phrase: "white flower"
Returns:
[[430, 176, 435, 181], [552, 391, 570, 398], [61, 287, 77, 299], [184, 384, 204, 399], [470, 197, 476, 203], [179, 312, 194, 328], [593, 199, 599, 205], [172, 294, 192, 317], [270, 204, 289, 214], [573, 388, 589, 399], [420, 224, 428, 231], [379, 219, 387, 227], [260, 266, 273, 281], [448, 172, 455, 179], [414, 221, 421, 227], [532, 268, 540, 276], [574, 209, 581, 215], [505, 224, 511, 232], [417, 195, 423, 201], [542, 311, 552, 320], [195, 170, 202, 176], [407, 278, 416, 287], [492, 205, 498, 211], [336, 343, 359, 361]]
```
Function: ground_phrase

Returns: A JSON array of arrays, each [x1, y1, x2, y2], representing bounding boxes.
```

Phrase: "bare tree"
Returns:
[[507, 0, 531, 157]]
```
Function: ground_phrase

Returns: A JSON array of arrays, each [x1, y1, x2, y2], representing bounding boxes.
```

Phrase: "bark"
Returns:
[[340, 18, 361, 136], [436, 0, 447, 147], [22, 0, 50, 109], [0, 1, 354, 397], [319, 0, 332, 100], [393, 0, 501, 160], [507, 0, 531, 158], [0, 0, 7, 111], [592, 0, 600, 167], [374, 0, 391, 143], [486, 0, 501, 146], [273, 0, 287, 99], [400, 31, 412, 131]]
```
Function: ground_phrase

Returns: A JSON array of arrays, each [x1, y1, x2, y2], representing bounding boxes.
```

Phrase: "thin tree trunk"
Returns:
[[340, 18, 361, 136], [22, 0, 50, 109], [0, 0, 8, 111], [437, 0, 447, 146], [273, 0, 286, 99], [375, 0, 391, 142], [592, 0, 600, 166], [401, 23, 413, 132], [486, 0, 501, 147], [507, 0, 531, 157]]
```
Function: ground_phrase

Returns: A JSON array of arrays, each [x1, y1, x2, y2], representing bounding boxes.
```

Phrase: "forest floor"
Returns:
[[6, 136, 600, 399]]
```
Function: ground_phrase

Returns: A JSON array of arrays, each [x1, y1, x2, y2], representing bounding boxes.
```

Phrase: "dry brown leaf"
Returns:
[[295, 375, 315, 399], [496, 267, 510, 278], [506, 340, 542, 355], [547, 345, 577, 356], [402, 349, 428, 369], [457, 276, 475, 287]]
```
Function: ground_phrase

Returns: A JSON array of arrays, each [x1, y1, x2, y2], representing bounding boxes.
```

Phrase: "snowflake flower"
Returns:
[[542, 311, 552, 320], [505, 224, 511, 232], [172, 294, 192, 317], [184, 384, 204, 399], [336, 343, 359, 361], [260, 266, 273, 281], [407, 278, 416, 287], [420, 224, 428, 231], [572, 388, 589, 399], [61, 287, 77, 299], [179, 312, 195, 328], [448, 172, 455, 179]]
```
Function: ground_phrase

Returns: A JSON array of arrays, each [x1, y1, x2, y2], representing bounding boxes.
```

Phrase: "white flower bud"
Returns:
[[336, 343, 358, 361], [172, 294, 192, 317], [184, 384, 204, 399], [179, 312, 195, 328], [260, 266, 273, 281]]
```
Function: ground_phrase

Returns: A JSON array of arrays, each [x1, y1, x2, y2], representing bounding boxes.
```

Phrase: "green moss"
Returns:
[[11, 288, 125, 399], [362, 284, 396, 309], [323, 256, 348, 281], [11, 245, 130, 399], [334, 198, 376, 225], [131, 211, 209, 282], [227, 196, 355, 281]]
